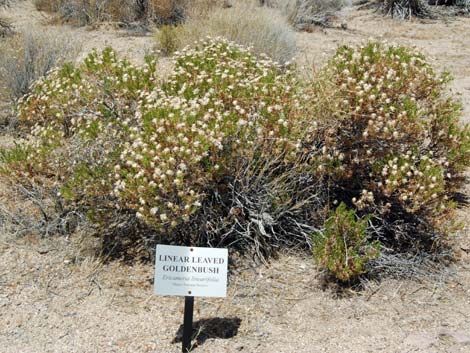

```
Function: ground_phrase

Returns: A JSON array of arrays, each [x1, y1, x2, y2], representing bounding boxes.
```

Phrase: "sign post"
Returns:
[[182, 296, 194, 352], [154, 245, 228, 352]]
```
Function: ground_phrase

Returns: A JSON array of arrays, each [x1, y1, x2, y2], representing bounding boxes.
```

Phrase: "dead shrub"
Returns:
[[34, 0, 188, 26], [378, 0, 433, 18], [0, 17, 13, 37], [282, 0, 346, 29]]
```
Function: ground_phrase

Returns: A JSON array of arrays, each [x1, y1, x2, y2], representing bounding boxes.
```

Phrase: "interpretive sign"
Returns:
[[154, 245, 228, 298]]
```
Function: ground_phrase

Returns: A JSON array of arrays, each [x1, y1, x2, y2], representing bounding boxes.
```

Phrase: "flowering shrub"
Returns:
[[4, 38, 307, 246], [113, 38, 300, 228], [12, 47, 159, 208], [308, 41, 470, 253], [1, 39, 468, 281]]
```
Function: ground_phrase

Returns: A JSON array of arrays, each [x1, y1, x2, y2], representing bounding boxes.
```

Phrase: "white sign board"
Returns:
[[154, 245, 228, 298]]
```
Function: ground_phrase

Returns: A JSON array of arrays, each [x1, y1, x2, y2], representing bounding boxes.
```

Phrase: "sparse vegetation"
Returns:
[[376, 0, 470, 18], [33, 0, 188, 26], [155, 25, 179, 55], [0, 0, 14, 37], [0, 18, 13, 37], [378, 0, 432, 19]]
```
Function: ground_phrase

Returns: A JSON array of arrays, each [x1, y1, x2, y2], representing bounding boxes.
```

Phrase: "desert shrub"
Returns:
[[307, 41, 470, 257], [313, 203, 380, 282], [3, 39, 319, 258], [34, 0, 187, 26], [173, 1, 296, 64], [281, 0, 345, 29], [155, 25, 179, 55], [378, 0, 432, 19], [0, 17, 13, 37], [0, 0, 14, 37], [1, 39, 468, 281], [0, 29, 79, 104]]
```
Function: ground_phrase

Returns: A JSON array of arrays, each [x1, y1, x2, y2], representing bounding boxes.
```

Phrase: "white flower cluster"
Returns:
[[111, 38, 299, 226], [324, 41, 464, 215]]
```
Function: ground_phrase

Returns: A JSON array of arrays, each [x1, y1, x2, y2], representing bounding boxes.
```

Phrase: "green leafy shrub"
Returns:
[[4, 39, 317, 258], [313, 203, 379, 282], [111, 39, 300, 228], [155, 25, 180, 55], [13, 47, 159, 205]]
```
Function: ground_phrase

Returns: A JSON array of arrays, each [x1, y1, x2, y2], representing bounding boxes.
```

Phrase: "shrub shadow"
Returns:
[[173, 317, 242, 350]]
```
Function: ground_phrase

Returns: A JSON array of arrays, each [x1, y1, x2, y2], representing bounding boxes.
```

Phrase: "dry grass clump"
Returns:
[[0, 29, 79, 107], [160, 1, 296, 64]]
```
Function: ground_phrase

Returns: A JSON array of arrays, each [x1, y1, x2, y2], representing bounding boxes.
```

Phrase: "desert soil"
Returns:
[[1, 2, 470, 353]]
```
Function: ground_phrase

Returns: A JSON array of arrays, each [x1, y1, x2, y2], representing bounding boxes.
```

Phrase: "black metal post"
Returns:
[[182, 296, 194, 353]]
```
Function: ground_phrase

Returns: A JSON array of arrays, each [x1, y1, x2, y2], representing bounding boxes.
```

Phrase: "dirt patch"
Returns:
[[0, 231, 469, 353]]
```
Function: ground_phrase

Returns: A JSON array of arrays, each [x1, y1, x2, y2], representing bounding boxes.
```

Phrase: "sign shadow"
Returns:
[[173, 317, 242, 350]]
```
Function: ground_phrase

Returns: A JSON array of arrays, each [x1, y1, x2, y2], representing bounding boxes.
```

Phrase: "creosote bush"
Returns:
[[1, 38, 469, 281]]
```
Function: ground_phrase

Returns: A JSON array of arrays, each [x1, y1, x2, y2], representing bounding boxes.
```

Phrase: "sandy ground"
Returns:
[[1, 2, 470, 353], [0, 230, 469, 353]]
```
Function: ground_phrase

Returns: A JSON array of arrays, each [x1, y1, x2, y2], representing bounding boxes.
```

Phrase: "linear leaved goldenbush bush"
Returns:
[[1, 39, 469, 282], [306, 42, 470, 275]]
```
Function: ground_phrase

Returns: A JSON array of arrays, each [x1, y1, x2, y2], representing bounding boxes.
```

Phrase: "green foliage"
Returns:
[[156, 26, 180, 56], [313, 203, 379, 282], [6, 39, 300, 231], [12, 47, 159, 206], [114, 39, 299, 227]]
